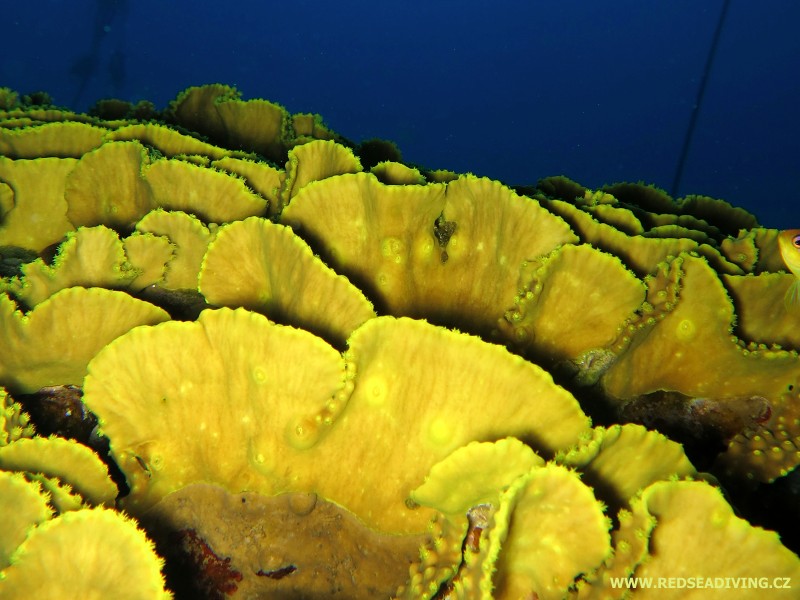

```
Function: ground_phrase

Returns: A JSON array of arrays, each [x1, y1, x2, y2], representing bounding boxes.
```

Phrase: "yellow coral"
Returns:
[[0, 508, 171, 599], [628, 480, 800, 599], [1, 84, 798, 598], [199, 216, 375, 345], [83, 309, 589, 534], [0, 471, 51, 569], [0, 157, 76, 252], [64, 141, 155, 229], [0, 287, 170, 393]]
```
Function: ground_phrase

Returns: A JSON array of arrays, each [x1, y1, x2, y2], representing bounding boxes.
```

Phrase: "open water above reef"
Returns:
[[2, 1, 798, 227]]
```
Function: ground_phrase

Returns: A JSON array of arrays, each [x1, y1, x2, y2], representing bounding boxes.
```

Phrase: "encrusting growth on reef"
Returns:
[[0, 84, 798, 598]]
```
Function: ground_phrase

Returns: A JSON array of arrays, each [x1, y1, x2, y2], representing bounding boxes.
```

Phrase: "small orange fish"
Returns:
[[778, 229, 800, 310]]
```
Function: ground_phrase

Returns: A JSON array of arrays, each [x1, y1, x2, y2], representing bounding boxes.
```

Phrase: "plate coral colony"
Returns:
[[0, 84, 798, 598]]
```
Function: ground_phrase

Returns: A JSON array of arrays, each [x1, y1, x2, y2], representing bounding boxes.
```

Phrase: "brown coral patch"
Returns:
[[141, 483, 422, 599]]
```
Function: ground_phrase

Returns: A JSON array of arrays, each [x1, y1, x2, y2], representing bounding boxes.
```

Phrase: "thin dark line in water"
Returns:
[[671, 0, 731, 199]]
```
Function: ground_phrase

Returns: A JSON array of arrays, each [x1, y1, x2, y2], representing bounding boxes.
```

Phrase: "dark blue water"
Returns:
[[2, 0, 797, 228]]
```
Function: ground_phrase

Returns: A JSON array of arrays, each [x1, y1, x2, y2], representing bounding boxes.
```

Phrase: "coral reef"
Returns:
[[1, 84, 799, 597], [0, 388, 171, 597]]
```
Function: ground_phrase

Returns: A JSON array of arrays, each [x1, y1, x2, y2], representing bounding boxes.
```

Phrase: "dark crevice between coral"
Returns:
[[431, 505, 491, 599], [88, 98, 159, 121], [545, 349, 763, 472], [729, 468, 800, 556], [16, 385, 130, 497], [557, 378, 620, 431], [616, 390, 745, 471], [0, 246, 39, 279], [134, 285, 211, 321], [155, 529, 243, 600], [617, 389, 800, 556], [282, 220, 394, 313], [355, 138, 402, 171], [544, 351, 800, 551]]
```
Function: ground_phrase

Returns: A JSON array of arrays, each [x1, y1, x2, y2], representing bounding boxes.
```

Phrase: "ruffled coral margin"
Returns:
[[0, 390, 171, 598], [0, 85, 799, 598]]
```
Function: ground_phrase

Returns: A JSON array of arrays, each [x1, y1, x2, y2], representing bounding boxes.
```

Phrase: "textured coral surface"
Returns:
[[1, 85, 798, 598]]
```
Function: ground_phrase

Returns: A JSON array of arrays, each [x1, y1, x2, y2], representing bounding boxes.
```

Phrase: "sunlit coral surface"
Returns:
[[0, 85, 798, 598]]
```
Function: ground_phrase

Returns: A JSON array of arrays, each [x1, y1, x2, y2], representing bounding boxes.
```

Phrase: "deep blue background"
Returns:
[[2, 0, 797, 228]]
